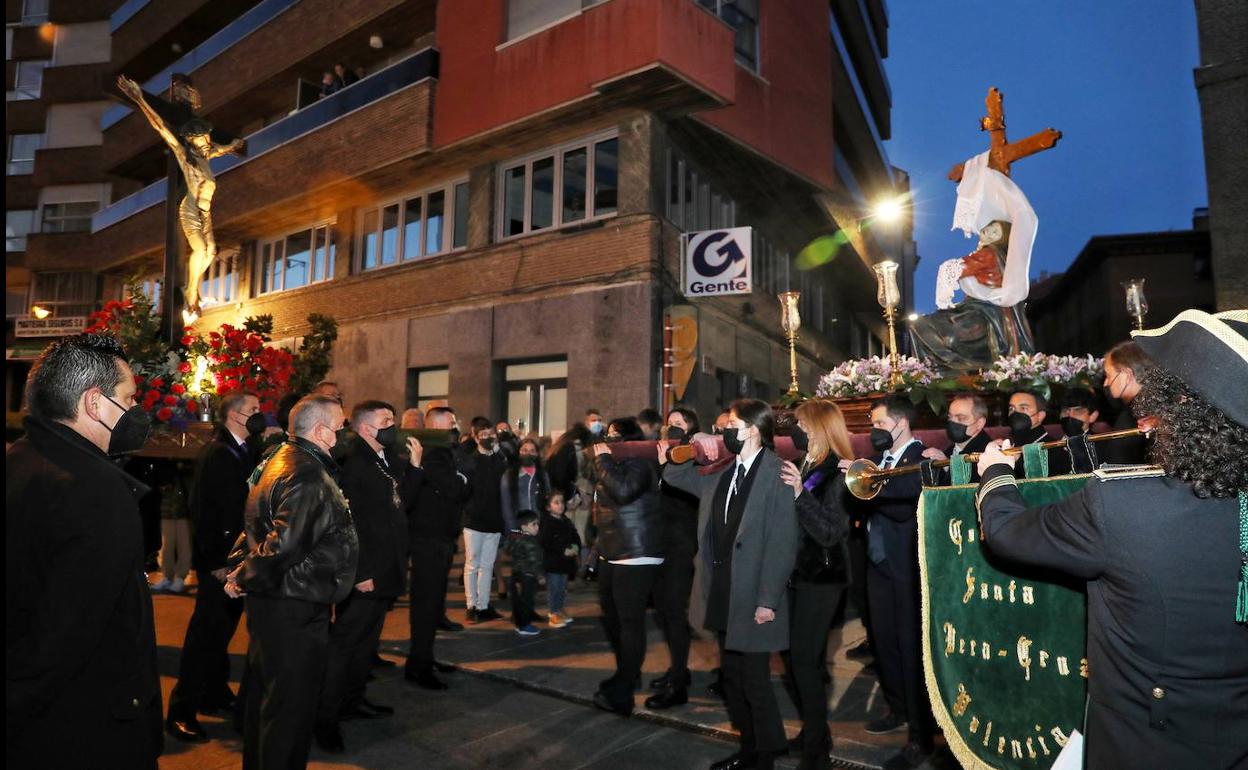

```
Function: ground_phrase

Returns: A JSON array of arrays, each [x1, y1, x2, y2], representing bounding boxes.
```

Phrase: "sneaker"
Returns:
[[476, 607, 502, 622], [515, 624, 540, 636], [465, 608, 479, 623], [864, 712, 907, 735], [548, 613, 570, 628], [168, 578, 186, 594], [150, 577, 172, 592]]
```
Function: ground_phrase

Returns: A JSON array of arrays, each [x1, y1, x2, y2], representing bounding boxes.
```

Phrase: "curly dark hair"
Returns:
[[1133, 366, 1248, 499]]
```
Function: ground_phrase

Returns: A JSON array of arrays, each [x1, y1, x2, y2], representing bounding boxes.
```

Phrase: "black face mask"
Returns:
[[374, 425, 397, 447], [97, 395, 153, 456], [789, 425, 810, 452], [722, 427, 746, 455], [498, 430, 513, 442], [519, 454, 537, 467], [945, 421, 970, 445], [245, 412, 268, 436], [665, 426, 687, 444], [1008, 412, 1034, 438], [870, 427, 895, 453], [449, 427, 461, 444], [1061, 417, 1086, 437], [479, 437, 496, 451]]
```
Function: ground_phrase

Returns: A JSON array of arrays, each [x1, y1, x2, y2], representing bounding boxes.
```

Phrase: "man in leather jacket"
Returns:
[[227, 394, 358, 770]]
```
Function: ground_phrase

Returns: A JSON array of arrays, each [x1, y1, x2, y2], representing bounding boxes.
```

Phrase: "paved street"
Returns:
[[152, 566, 915, 770]]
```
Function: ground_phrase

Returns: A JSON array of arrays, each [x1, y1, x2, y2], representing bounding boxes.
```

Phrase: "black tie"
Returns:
[[726, 464, 746, 523]]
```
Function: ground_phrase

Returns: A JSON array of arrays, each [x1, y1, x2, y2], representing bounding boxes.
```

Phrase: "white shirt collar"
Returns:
[[735, 446, 763, 475], [883, 437, 919, 463], [228, 427, 248, 446]]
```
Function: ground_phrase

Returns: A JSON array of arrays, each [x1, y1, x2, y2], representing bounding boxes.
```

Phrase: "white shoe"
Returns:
[[169, 578, 186, 594], [150, 578, 172, 592]]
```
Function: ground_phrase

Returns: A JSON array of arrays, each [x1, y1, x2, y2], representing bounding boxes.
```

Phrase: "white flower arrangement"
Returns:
[[981, 353, 1104, 390], [816, 355, 941, 398]]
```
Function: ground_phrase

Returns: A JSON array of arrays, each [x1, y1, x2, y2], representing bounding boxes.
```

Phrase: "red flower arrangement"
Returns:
[[184, 323, 294, 415]]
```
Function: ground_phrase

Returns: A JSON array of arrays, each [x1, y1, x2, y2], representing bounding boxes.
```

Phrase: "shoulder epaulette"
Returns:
[[1092, 464, 1165, 482]]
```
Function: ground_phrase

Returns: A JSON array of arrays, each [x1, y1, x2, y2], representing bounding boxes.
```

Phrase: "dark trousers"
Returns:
[[597, 560, 661, 704], [848, 529, 872, 645], [719, 634, 787, 757], [783, 582, 846, 755], [406, 537, 454, 675], [866, 559, 934, 746], [510, 573, 537, 627], [316, 593, 389, 723], [168, 570, 246, 719], [243, 596, 330, 770], [652, 549, 695, 681]]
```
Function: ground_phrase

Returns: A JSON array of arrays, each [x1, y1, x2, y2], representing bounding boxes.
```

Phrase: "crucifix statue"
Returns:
[[909, 87, 1062, 374], [116, 74, 244, 330]]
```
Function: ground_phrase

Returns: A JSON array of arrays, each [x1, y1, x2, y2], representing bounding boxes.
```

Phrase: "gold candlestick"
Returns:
[[1122, 278, 1148, 331], [778, 291, 802, 395], [873, 260, 903, 389]]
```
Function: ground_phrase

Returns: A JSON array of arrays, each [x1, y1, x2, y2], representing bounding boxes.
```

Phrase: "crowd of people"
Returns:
[[318, 62, 365, 99], [6, 308, 1247, 770]]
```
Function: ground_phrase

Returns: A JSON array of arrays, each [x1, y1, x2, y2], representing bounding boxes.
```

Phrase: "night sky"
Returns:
[[882, 1, 1207, 313]]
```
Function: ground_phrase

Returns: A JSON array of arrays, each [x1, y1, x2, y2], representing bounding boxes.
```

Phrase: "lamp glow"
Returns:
[[872, 197, 905, 224], [31, 305, 50, 319]]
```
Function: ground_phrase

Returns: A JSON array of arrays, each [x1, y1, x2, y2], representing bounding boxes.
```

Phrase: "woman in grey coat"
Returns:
[[661, 398, 800, 770]]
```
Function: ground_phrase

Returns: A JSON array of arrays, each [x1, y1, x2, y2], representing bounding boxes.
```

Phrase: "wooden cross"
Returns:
[[948, 87, 1062, 182]]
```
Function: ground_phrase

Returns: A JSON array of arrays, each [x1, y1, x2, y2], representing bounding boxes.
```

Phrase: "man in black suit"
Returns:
[[405, 406, 470, 690], [921, 393, 993, 484], [7, 333, 161, 769], [166, 390, 262, 741], [315, 400, 412, 752], [1007, 390, 1071, 477], [859, 396, 934, 770]]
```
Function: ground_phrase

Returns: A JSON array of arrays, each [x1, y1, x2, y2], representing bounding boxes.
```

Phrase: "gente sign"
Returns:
[[683, 227, 752, 298]]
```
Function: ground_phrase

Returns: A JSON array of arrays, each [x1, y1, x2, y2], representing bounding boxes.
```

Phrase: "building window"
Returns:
[[665, 147, 736, 232], [201, 252, 239, 307], [30, 271, 97, 318], [20, 0, 49, 25], [497, 132, 618, 240], [256, 223, 335, 295], [40, 201, 99, 233], [7, 134, 42, 175], [6, 210, 36, 252], [9, 60, 49, 100], [137, 275, 162, 307], [504, 359, 568, 436], [696, 0, 760, 71], [406, 367, 449, 412], [506, 0, 601, 41], [358, 179, 468, 271]]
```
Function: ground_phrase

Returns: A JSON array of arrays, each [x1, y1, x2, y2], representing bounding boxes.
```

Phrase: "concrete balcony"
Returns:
[[31, 145, 104, 187], [87, 48, 438, 269], [5, 99, 47, 134], [40, 62, 112, 103], [102, 0, 434, 177], [48, 0, 121, 24]]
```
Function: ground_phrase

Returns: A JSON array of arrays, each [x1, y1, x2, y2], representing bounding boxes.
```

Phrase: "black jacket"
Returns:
[[792, 455, 852, 584], [659, 473, 700, 556], [338, 440, 412, 599], [977, 465, 1248, 769], [235, 438, 358, 604], [190, 425, 257, 572], [406, 445, 470, 541], [6, 417, 162, 767], [461, 450, 508, 533], [863, 439, 926, 578], [592, 453, 662, 561], [539, 512, 582, 575]]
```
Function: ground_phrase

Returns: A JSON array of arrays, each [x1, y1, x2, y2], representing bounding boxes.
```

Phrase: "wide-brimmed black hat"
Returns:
[[1132, 309, 1248, 428]]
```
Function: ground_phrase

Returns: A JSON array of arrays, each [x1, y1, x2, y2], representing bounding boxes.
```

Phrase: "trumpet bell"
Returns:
[[846, 458, 884, 500], [668, 443, 697, 465]]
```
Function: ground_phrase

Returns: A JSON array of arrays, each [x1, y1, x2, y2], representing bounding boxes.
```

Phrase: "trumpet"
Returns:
[[844, 427, 1150, 500]]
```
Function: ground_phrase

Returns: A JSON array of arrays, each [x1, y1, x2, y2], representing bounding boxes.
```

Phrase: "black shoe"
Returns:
[[864, 660, 879, 674], [476, 607, 502, 622], [314, 721, 345, 753], [371, 653, 396, 668], [433, 661, 456, 674], [864, 712, 907, 735], [882, 741, 932, 770], [198, 689, 237, 716], [465, 607, 479, 623], [709, 752, 755, 770], [706, 680, 725, 698], [797, 734, 833, 770], [845, 640, 873, 660], [650, 669, 692, 691], [437, 616, 464, 632], [165, 716, 209, 743], [643, 687, 687, 710], [405, 670, 449, 690], [592, 690, 633, 717]]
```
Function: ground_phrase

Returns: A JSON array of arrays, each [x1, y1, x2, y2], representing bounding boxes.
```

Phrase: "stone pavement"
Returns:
[[152, 565, 930, 769]]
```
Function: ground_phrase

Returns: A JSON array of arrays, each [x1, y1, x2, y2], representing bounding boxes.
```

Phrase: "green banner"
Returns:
[[919, 477, 1089, 770]]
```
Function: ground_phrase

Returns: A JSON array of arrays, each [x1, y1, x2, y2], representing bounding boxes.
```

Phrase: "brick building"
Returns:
[[8, 0, 910, 431]]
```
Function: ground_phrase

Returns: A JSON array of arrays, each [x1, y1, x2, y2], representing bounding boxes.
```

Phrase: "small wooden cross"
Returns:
[[948, 87, 1062, 182]]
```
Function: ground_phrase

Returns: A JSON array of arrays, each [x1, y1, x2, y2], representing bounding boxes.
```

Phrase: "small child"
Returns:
[[539, 491, 581, 627], [507, 510, 544, 636]]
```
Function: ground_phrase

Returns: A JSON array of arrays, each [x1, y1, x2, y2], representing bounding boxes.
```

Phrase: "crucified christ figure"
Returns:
[[117, 74, 244, 319]]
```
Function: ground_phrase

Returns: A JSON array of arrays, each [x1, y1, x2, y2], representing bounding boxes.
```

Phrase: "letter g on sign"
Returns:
[[692, 231, 747, 279]]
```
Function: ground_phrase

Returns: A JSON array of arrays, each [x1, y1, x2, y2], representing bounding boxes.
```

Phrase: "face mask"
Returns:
[[498, 430, 513, 442], [449, 427, 461, 443], [665, 425, 687, 443], [374, 425, 397, 447], [722, 427, 746, 455], [1061, 417, 1086, 437], [519, 454, 537, 467], [870, 426, 895, 453], [945, 421, 970, 445], [588, 421, 604, 435], [479, 436, 496, 451], [97, 395, 153, 456], [789, 425, 810, 452], [245, 412, 268, 436], [1008, 412, 1034, 437], [323, 424, 340, 451]]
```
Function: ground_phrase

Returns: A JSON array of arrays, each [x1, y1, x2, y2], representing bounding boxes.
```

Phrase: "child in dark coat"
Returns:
[[507, 511, 544, 635], [539, 491, 581, 627]]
